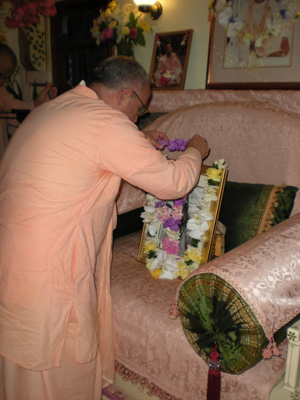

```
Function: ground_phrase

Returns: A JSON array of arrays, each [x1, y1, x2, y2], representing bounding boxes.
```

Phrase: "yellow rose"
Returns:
[[185, 247, 202, 263], [178, 269, 189, 280], [108, 20, 117, 29], [122, 26, 130, 36], [105, 8, 112, 18], [92, 19, 100, 33], [144, 241, 157, 252], [206, 168, 222, 182], [107, 1, 117, 10], [138, 19, 151, 32], [150, 269, 162, 279]]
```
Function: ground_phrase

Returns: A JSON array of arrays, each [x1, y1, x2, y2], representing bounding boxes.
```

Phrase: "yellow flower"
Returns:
[[138, 19, 151, 32], [122, 26, 130, 35], [146, 260, 152, 270], [176, 261, 188, 279], [185, 247, 202, 263], [144, 240, 157, 252], [206, 168, 222, 182], [178, 269, 190, 280], [107, 1, 117, 10], [105, 8, 112, 18], [150, 268, 162, 279], [109, 20, 117, 29], [92, 19, 100, 33]]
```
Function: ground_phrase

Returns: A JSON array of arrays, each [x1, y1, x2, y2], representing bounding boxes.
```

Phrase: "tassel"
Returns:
[[262, 335, 281, 359], [271, 335, 281, 357], [207, 345, 221, 400]]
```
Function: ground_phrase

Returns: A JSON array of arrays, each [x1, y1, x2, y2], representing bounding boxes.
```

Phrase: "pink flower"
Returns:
[[102, 28, 114, 40], [129, 28, 137, 39], [171, 205, 183, 221], [162, 237, 179, 255], [161, 76, 169, 87], [156, 205, 170, 222]]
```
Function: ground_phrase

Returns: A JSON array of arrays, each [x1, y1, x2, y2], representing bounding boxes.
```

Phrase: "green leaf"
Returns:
[[136, 32, 145, 46], [148, 250, 157, 259], [207, 179, 219, 186], [129, 11, 137, 27]]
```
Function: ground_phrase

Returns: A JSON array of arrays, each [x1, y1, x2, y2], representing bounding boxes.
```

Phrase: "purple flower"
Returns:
[[163, 217, 179, 232], [174, 198, 186, 207], [167, 138, 190, 152], [159, 139, 167, 147], [155, 201, 165, 208], [167, 141, 177, 151]]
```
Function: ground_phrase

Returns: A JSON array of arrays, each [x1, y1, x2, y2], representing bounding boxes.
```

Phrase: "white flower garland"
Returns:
[[140, 160, 227, 280], [210, 0, 300, 68]]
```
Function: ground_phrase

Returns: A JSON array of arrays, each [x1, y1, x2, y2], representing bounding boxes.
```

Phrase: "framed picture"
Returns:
[[207, 0, 300, 89], [149, 30, 193, 90], [138, 163, 228, 280]]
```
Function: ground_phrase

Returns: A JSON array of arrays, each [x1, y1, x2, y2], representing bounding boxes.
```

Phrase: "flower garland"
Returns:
[[91, 1, 153, 57], [210, 0, 300, 68], [140, 158, 227, 280]]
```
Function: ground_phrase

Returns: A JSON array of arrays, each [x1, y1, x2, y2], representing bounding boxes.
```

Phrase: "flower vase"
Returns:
[[115, 40, 134, 58]]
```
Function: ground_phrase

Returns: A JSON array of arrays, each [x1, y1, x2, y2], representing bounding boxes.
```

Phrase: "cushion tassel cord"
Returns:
[[207, 344, 221, 400]]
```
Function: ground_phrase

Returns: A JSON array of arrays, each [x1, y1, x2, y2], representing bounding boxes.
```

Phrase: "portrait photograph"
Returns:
[[149, 30, 193, 90]]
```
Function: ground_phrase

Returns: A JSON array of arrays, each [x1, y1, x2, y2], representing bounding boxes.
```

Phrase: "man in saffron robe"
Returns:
[[0, 56, 209, 400]]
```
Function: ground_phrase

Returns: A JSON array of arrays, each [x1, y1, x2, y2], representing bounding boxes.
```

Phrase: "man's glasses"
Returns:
[[0, 72, 11, 85], [132, 90, 149, 116]]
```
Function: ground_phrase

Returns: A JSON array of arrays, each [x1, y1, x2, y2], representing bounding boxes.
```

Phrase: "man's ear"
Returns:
[[117, 88, 132, 105]]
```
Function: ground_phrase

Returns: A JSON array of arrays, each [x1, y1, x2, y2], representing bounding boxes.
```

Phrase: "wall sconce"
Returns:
[[134, 0, 163, 20]]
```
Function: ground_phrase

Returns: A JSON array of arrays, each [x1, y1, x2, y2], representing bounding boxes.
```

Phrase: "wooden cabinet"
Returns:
[[50, 0, 110, 94]]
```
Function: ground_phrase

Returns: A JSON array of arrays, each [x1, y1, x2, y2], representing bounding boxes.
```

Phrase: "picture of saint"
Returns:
[[149, 30, 193, 90], [153, 43, 183, 87]]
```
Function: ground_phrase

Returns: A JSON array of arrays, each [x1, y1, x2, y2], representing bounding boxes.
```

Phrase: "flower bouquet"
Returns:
[[91, 1, 153, 57], [139, 160, 228, 280]]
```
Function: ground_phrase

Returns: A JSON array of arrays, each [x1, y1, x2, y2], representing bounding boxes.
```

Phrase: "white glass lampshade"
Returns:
[[134, 0, 156, 5]]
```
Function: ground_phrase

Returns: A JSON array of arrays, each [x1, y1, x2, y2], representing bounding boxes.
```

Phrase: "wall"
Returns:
[[1, 0, 211, 91], [119, 0, 211, 90]]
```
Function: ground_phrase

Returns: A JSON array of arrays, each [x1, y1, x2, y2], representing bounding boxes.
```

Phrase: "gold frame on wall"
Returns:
[[138, 165, 228, 279]]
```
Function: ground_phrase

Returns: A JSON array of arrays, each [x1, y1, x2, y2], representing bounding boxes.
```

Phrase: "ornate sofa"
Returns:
[[103, 89, 300, 400]]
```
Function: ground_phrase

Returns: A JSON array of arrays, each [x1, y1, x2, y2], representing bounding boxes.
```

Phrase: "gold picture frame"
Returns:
[[149, 30, 193, 90], [138, 164, 228, 279]]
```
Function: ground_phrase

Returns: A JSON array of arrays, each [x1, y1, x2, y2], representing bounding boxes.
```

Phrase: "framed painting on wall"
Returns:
[[206, 0, 300, 89], [149, 30, 193, 90]]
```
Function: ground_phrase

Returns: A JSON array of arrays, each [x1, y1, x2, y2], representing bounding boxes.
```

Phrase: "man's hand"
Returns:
[[144, 130, 169, 150], [34, 83, 58, 107], [186, 134, 210, 160]]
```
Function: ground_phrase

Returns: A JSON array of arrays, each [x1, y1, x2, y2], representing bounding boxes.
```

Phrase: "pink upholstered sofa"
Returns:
[[106, 90, 300, 400]]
